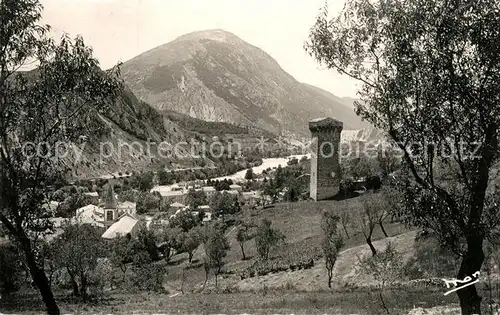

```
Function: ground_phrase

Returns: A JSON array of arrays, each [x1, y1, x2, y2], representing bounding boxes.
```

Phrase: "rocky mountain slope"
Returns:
[[64, 87, 272, 179], [120, 29, 370, 138]]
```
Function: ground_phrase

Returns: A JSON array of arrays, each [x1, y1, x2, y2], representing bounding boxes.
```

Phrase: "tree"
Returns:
[[236, 223, 255, 260], [377, 145, 400, 179], [131, 172, 155, 192], [136, 192, 161, 215], [0, 1, 123, 313], [321, 211, 344, 288], [203, 225, 230, 287], [170, 210, 199, 233], [349, 156, 374, 180], [283, 182, 300, 202], [360, 242, 403, 314], [55, 193, 93, 218], [262, 179, 280, 203], [0, 243, 23, 294], [119, 189, 139, 203], [53, 224, 104, 299], [361, 193, 391, 238], [157, 168, 173, 185], [306, 0, 500, 312], [359, 198, 379, 257], [254, 219, 285, 260], [209, 191, 240, 219], [381, 186, 403, 223], [153, 223, 182, 262], [136, 225, 160, 261], [244, 168, 254, 180], [108, 236, 134, 281], [186, 188, 207, 210], [179, 227, 202, 263], [338, 206, 351, 239]]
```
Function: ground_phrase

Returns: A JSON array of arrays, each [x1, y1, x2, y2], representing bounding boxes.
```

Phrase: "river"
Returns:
[[151, 154, 309, 193]]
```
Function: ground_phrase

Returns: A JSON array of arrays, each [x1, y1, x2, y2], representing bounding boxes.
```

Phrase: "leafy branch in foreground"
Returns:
[[306, 0, 500, 313], [0, 1, 123, 313]]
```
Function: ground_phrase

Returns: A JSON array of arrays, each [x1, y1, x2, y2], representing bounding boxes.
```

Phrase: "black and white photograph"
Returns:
[[1, 0, 500, 314]]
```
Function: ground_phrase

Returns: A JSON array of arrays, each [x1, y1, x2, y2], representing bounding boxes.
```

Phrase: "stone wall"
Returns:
[[309, 117, 343, 201]]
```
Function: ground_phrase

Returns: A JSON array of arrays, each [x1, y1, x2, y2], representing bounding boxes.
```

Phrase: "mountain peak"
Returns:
[[173, 29, 241, 43], [122, 29, 371, 136]]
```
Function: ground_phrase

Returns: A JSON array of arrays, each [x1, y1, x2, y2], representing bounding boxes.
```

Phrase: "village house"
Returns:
[[101, 213, 140, 239], [117, 201, 137, 216], [229, 184, 242, 192], [222, 189, 239, 197], [157, 190, 186, 203], [73, 204, 105, 228], [171, 202, 186, 209], [200, 186, 216, 198]]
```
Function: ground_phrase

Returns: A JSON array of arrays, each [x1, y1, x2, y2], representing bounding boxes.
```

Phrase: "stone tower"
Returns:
[[309, 117, 343, 201]]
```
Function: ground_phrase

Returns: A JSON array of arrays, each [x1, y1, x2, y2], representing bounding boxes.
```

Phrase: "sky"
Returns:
[[40, 0, 360, 98]]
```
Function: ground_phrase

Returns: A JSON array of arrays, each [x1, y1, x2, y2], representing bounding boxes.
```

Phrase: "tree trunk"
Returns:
[[80, 273, 88, 300], [327, 270, 333, 288], [203, 262, 209, 286], [21, 237, 60, 315], [457, 238, 485, 315], [379, 222, 388, 237], [67, 269, 79, 296], [366, 237, 377, 257], [379, 288, 389, 314], [342, 225, 350, 238], [239, 243, 246, 260]]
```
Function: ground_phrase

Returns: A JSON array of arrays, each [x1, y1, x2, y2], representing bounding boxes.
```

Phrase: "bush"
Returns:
[[366, 175, 382, 190], [339, 178, 356, 197], [0, 244, 23, 294], [127, 263, 165, 292]]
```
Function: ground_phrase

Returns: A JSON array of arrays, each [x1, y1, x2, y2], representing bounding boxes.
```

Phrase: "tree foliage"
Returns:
[[0, 1, 123, 312], [0, 243, 23, 294], [321, 211, 344, 288], [186, 188, 207, 210], [52, 224, 104, 299], [209, 191, 241, 218], [170, 210, 200, 233], [306, 0, 500, 312], [236, 222, 256, 261], [254, 219, 285, 260], [203, 225, 230, 287], [360, 242, 403, 314]]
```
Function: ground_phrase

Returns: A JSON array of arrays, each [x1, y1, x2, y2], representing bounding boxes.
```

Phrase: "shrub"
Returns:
[[127, 262, 165, 292], [0, 244, 23, 294]]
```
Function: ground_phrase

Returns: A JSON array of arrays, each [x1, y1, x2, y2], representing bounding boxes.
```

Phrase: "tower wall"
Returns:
[[309, 117, 343, 201]]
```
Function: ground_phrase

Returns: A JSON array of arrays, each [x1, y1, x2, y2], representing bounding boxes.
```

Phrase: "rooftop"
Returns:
[[117, 201, 136, 209], [158, 190, 186, 197], [309, 117, 343, 131], [101, 214, 139, 239]]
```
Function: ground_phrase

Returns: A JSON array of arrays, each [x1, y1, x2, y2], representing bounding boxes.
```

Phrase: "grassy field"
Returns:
[[0, 288, 461, 314], [0, 195, 481, 314]]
